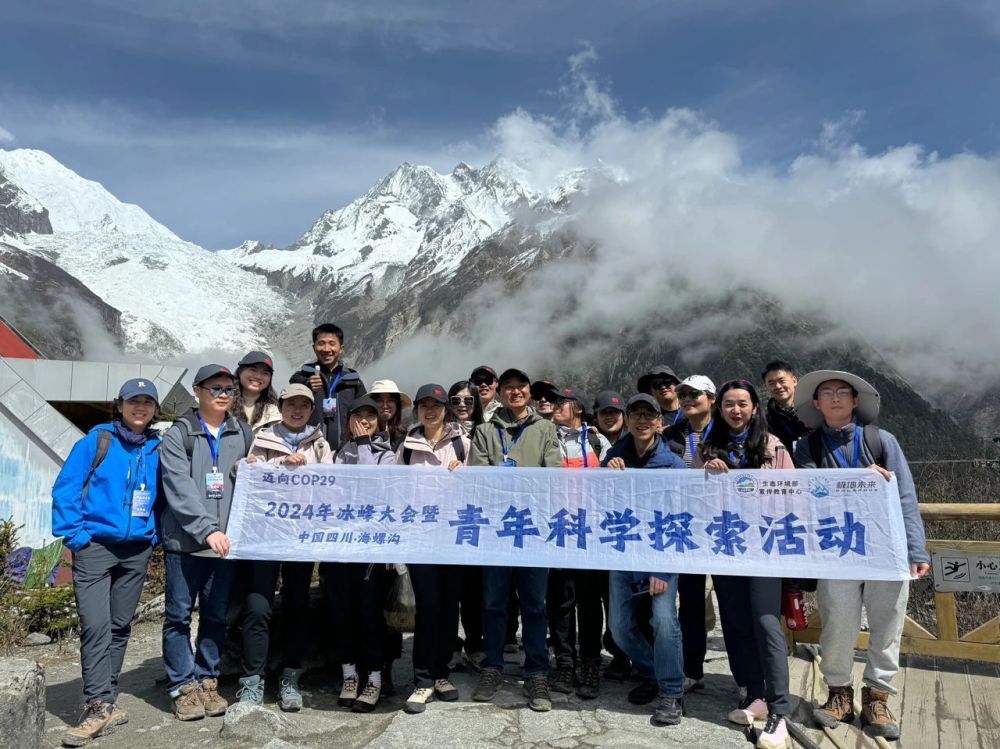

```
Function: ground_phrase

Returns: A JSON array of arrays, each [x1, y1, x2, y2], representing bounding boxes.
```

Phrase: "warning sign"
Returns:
[[933, 549, 1000, 592]]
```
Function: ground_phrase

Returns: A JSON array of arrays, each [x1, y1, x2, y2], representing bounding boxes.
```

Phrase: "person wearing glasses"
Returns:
[[447, 380, 484, 436], [637, 365, 683, 428], [469, 365, 502, 423], [530, 379, 559, 421], [662, 375, 717, 695], [793, 370, 929, 741], [159, 365, 253, 722], [469, 368, 562, 712], [603, 394, 687, 727], [694, 379, 793, 749], [761, 360, 809, 453]]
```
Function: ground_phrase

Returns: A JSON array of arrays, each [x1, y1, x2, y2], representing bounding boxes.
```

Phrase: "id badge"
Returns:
[[205, 471, 225, 501], [501, 458, 517, 468], [131, 489, 152, 518], [322, 397, 337, 415]]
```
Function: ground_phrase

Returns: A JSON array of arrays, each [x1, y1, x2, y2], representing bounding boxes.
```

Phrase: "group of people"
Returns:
[[50, 322, 930, 748]]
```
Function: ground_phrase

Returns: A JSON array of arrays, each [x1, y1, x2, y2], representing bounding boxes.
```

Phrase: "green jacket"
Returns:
[[468, 407, 562, 467]]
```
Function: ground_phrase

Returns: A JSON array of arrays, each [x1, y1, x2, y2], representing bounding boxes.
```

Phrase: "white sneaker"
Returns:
[[405, 686, 434, 714], [728, 696, 769, 725], [757, 713, 789, 748]]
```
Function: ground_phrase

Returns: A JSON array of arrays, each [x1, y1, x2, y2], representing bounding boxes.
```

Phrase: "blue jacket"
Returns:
[[52, 424, 161, 551], [602, 434, 686, 584]]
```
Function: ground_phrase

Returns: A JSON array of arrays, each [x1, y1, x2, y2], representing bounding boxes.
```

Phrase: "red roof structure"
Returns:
[[0, 316, 42, 359]]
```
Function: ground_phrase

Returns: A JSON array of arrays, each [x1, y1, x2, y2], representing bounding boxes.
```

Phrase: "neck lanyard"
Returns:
[[580, 424, 590, 468], [823, 425, 861, 468], [497, 425, 526, 461], [326, 368, 344, 399], [197, 415, 223, 470], [688, 419, 713, 460]]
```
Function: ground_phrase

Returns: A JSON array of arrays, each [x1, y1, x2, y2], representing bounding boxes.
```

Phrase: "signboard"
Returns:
[[933, 548, 1000, 592]]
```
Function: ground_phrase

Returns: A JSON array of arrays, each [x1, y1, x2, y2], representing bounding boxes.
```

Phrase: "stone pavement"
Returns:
[[26, 616, 776, 749]]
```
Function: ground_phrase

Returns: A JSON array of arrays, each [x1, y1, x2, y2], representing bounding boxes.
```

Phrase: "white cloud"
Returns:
[[0, 125, 14, 144]]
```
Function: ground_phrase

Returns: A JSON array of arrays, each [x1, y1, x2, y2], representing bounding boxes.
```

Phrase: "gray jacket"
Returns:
[[159, 409, 251, 553], [793, 422, 929, 565]]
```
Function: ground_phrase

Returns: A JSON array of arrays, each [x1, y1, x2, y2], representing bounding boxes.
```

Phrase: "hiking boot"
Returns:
[[171, 682, 205, 721], [757, 713, 788, 749], [405, 686, 434, 714], [447, 650, 465, 671], [683, 677, 705, 693], [434, 678, 459, 701], [278, 668, 304, 712], [472, 668, 503, 702], [728, 695, 768, 725], [62, 700, 114, 746], [352, 679, 381, 713], [628, 680, 659, 705], [604, 655, 631, 682], [338, 675, 359, 708], [550, 659, 575, 694], [465, 650, 487, 672], [198, 678, 228, 716], [576, 658, 601, 700], [861, 687, 900, 740], [651, 696, 684, 726], [107, 704, 128, 730], [236, 675, 264, 705], [813, 685, 855, 728], [524, 675, 552, 712]]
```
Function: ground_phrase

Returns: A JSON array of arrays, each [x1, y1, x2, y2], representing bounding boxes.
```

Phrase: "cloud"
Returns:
[[367, 49, 1000, 401], [0, 126, 14, 144]]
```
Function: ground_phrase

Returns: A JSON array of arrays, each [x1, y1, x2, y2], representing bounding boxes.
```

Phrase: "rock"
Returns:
[[220, 702, 298, 741], [132, 593, 165, 623], [24, 633, 51, 647], [0, 658, 45, 749], [262, 740, 311, 749]]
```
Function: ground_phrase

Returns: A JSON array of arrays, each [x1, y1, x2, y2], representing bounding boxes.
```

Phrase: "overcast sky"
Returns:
[[2, 0, 999, 249]]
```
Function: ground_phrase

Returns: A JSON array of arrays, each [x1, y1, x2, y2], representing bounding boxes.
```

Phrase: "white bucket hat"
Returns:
[[678, 375, 717, 396], [793, 370, 880, 429], [367, 379, 413, 408]]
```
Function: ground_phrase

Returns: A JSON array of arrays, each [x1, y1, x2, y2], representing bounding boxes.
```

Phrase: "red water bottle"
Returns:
[[782, 587, 807, 631]]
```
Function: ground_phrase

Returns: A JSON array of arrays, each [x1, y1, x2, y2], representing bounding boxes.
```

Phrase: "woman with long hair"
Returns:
[[231, 351, 281, 432], [368, 379, 411, 450], [52, 379, 162, 746], [695, 379, 794, 749], [448, 380, 484, 436]]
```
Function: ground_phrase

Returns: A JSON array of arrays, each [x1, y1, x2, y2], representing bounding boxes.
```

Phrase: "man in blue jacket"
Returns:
[[603, 394, 687, 727]]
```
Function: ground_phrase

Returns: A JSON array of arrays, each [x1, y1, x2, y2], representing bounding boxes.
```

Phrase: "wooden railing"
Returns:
[[792, 502, 1000, 663]]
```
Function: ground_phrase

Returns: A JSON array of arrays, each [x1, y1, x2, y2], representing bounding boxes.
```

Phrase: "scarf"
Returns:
[[275, 423, 316, 452], [113, 420, 150, 446], [726, 428, 749, 467]]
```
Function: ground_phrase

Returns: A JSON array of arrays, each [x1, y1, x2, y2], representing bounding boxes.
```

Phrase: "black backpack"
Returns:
[[806, 424, 884, 468], [80, 430, 113, 500], [403, 435, 466, 466], [174, 416, 253, 462]]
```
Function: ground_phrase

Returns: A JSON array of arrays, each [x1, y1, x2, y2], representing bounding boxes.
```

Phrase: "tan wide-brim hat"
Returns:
[[368, 379, 413, 408], [794, 370, 880, 429]]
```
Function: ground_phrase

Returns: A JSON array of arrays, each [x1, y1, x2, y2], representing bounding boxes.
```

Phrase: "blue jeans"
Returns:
[[609, 571, 684, 698], [483, 566, 548, 677], [162, 552, 236, 693]]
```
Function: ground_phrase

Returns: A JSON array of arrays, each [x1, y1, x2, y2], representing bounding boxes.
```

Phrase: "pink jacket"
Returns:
[[249, 425, 335, 465], [692, 432, 792, 469], [396, 423, 471, 466]]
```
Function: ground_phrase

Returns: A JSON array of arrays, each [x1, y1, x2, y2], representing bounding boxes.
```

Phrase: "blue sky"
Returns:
[[1, 0, 998, 248]]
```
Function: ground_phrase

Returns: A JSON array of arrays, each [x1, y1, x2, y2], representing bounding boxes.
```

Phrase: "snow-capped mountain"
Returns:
[[0, 149, 290, 356]]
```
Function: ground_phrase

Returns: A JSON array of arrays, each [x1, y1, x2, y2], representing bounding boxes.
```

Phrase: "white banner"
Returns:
[[227, 462, 911, 580]]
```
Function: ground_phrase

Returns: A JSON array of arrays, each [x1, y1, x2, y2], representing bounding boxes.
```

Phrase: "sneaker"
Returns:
[[447, 650, 465, 671], [278, 668, 304, 712], [171, 683, 205, 722], [338, 675, 359, 708], [756, 713, 789, 749], [465, 651, 487, 672], [550, 659, 575, 694], [728, 695, 768, 725], [604, 655, 631, 682], [524, 675, 552, 712], [628, 680, 659, 705], [576, 659, 601, 700], [62, 700, 114, 746], [352, 679, 381, 713], [472, 668, 503, 702], [405, 686, 434, 714], [861, 687, 900, 740], [683, 677, 705, 693], [434, 678, 459, 702], [198, 678, 228, 716], [813, 685, 855, 728], [651, 696, 684, 726], [236, 675, 264, 705]]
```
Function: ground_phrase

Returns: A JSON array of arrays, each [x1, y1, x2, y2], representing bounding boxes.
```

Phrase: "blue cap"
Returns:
[[118, 378, 159, 404]]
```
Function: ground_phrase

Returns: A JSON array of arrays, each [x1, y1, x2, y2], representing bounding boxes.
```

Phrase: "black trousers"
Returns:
[[241, 560, 314, 676], [547, 568, 611, 664], [713, 574, 791, 715], [319, 562, 389, 672], [457, 565, 484, 653], [678, 573, 707, 680], [410, 564, 462, 686]]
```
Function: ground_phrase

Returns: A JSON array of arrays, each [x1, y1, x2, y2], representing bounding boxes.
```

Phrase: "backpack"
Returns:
[[403, 435, 466, 466], [175, 417, 253, 462], [80, 430, 113, 500], [806, 424, 884, 468], [586, 432, 604, 463]]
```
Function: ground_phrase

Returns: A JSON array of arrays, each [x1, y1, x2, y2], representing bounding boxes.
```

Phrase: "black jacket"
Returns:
[[289, 362, 366, 450], [765, 398, 809, 453]]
